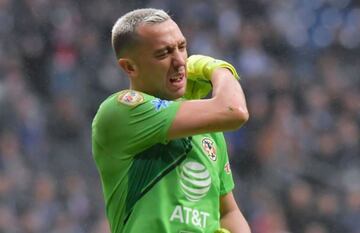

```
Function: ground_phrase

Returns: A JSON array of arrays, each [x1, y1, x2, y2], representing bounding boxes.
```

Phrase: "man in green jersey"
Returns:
[[92, 8, 250, 233]]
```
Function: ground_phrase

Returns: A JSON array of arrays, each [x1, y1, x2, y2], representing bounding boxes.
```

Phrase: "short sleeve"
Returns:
[[213, 133, 235, 196], [92, 90, 181, 157]]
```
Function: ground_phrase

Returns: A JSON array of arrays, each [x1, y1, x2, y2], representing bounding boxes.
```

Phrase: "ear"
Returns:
[[118, 58, 138, 77]]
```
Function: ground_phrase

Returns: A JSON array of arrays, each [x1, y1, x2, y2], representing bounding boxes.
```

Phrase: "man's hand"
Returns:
[[184, 79, 212, 99], [220, 192, 251, 233], [187, 55, 239, 82], [184, 55, 239, 99]]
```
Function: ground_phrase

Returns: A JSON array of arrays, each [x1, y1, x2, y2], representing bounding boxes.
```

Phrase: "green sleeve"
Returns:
[[92, 90, 181, 157], [214, 133, 235, 196]]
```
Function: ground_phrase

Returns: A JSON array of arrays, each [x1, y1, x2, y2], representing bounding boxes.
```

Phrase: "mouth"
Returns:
[[170, 73, 185, 84], [168, 72, 186, 93]]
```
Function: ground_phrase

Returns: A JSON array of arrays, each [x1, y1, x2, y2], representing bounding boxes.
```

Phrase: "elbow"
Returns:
[[236, 107, 249, 128], [228, 106, 249, 130]]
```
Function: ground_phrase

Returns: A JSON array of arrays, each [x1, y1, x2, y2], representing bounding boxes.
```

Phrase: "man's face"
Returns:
[[130, 19, 188, 100]]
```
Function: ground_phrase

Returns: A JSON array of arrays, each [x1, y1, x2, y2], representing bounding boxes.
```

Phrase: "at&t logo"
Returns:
[[179, 161, 211, 202]]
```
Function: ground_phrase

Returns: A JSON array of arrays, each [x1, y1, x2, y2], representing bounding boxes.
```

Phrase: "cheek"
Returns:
[[152, 61, 171, 77], [138, 62, 162, 77], [143, 64, 169, 88], [183, 50, 188, 60], [138, 58, 171, 84]]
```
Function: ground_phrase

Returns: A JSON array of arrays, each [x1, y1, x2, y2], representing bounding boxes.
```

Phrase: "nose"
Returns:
[[172, 50, 186, 68]]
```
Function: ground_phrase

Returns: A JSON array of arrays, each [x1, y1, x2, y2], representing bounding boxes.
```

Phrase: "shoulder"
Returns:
[[100, 90, 146, 109], [93, 90, 143, 126], [102, 90, 173, 109], [116, 90, 146, 107], [93, 89, 179, 125], [96, 90, 148, 116]]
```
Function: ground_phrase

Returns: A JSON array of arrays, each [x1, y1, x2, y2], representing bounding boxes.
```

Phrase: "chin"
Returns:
[[167, 94, 181, 100], [174, 89, 186, 100], [165, 91, 182, 100]]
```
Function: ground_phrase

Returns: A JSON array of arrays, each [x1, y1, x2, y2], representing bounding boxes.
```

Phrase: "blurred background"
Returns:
[[0, 0, 359, 232]]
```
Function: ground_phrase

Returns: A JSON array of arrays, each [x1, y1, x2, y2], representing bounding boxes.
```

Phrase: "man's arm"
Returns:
[[220, 192, 251, 233], [168, 68, 248, 140]]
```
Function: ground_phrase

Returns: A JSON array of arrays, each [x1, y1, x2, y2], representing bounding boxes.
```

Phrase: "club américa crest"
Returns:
[[201, 137, 217, 161]]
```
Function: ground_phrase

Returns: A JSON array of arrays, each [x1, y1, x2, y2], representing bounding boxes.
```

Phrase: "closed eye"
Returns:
[[154, 41, 186, 59], [155, 47, 176, 59], [155, 51, 168, 59], [179, 41, 187, 51]]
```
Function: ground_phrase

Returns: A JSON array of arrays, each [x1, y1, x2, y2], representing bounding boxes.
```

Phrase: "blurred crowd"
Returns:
[[0, 0, 359, 232]]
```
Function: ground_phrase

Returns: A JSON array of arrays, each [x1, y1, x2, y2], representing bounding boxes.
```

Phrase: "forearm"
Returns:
[[220, 209, 251, 233]]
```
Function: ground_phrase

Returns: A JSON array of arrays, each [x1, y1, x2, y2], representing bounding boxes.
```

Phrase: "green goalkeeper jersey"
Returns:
[[92, 90, 235, 233]]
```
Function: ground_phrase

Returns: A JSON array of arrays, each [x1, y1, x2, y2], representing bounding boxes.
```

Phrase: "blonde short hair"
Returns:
[[111, 8, 170, 59]]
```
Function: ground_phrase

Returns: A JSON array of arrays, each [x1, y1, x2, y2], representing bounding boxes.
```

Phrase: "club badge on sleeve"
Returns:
[[201, 137, 217, 161], [117, 90, 144, 107], [224, 162, 231, 174]]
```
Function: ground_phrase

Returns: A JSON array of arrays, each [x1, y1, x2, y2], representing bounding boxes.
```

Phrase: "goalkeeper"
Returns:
[[92, 8, 250, 233]]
